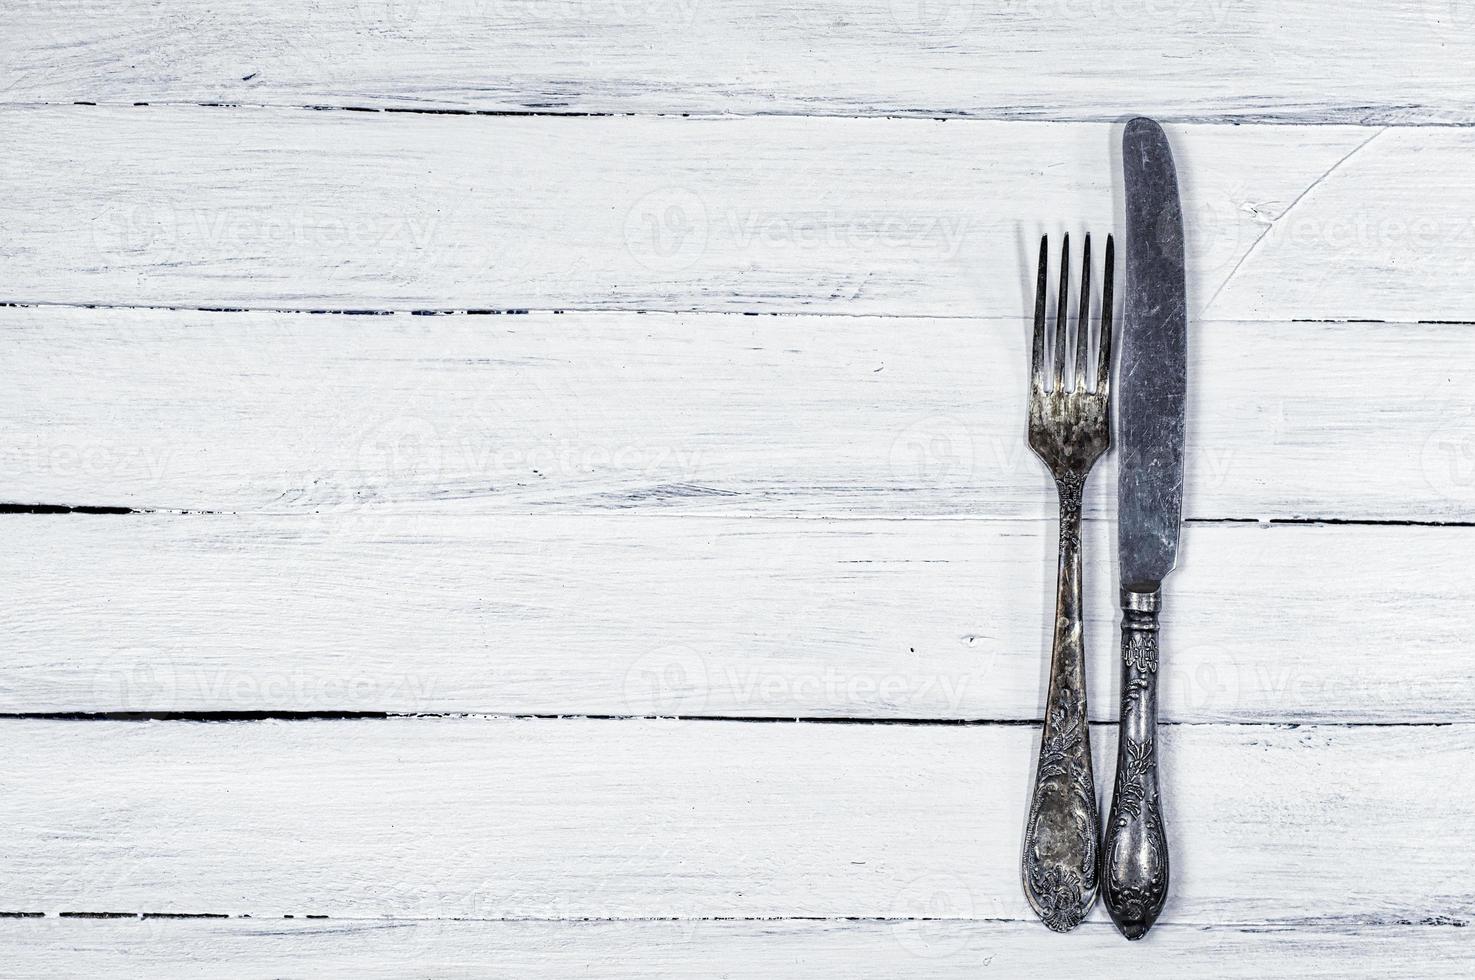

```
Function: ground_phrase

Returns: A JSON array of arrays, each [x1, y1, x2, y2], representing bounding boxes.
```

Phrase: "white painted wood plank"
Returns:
[[1, 719, 1470, 923], [5, 1, 1475, 124], [2, 918, 1470, 979], [4, 106, 1440, 319], [6, 307, 1475, 520], [6, 514, 1473, 721]]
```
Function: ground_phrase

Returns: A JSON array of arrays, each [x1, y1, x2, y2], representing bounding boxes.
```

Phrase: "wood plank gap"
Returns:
[[14, 100, 1475, 127], [13, 911, 1473, 928], [3, 713, 1468, 729], [6, 509, 1475, 530], [0, 504, 150, 515], [11, 301, 1475, 328]]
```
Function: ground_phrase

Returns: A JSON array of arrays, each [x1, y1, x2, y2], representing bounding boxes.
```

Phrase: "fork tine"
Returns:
[[1032, 235, 1047, 389], [1075, 233, 1092, 391], [1098, 233, 1115, 393], [1054, 234, 1069, 392]]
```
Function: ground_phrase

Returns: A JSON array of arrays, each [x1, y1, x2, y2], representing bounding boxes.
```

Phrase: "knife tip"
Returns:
[[1122, 116, 1176, 172], [1125, 115, 1163, 135]]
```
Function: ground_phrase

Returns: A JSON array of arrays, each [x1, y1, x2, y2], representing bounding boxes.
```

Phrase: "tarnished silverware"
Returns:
[[1104, 116, 1188, 941], [1021, 231, 1114, 932]]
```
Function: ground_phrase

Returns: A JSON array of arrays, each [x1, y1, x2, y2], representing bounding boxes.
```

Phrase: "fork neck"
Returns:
[[1049, 471, 1089, 611], [1053, 471, 1088, 528]]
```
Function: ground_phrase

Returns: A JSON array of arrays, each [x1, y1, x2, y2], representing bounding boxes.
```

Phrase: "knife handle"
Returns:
[[1021, 478, 1099, 932], [1102, 588, 1169, 939]]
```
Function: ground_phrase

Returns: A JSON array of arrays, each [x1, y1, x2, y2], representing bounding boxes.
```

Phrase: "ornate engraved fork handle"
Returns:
[[1021, 473, 1100, 932], [1102, 589, 1169, 940]]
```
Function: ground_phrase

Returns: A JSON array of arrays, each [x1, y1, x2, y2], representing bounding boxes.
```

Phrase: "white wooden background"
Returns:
[[3, 1, 1475, 975]]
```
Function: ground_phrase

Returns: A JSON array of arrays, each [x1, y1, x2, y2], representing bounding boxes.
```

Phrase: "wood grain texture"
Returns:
[[1, 719, 1471, 924], [6, 106, 1462, 319], [7, 514, 1474, 721], [2, 918, 1471, 979], [4, 1, 1475, 124], [5, 3, 1470, 973], [7, 307, 1475, 520]]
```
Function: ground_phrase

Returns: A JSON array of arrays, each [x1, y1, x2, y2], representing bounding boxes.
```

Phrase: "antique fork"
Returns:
[[1020, 232, 1114, 932]]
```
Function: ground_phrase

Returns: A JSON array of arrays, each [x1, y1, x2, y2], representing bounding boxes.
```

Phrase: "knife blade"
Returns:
[[1102, 116, 1187, 941], [1119, 117, 1187, 592]]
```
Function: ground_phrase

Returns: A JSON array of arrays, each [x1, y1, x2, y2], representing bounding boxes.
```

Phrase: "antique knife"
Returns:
[[1102, 117, 1186, 941]]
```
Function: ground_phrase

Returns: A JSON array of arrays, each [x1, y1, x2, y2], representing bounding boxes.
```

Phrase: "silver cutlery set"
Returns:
[[1020, 117, 1186, 940]]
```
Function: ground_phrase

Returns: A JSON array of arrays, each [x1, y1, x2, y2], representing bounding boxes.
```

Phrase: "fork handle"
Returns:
[[1102, 588, 1169, 940], [1021, 473, 1099, 932]]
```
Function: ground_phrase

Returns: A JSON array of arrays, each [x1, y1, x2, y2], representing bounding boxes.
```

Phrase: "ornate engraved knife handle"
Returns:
[[1102, 588, 1169, 940], [1021, 478, 1100, 932]]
